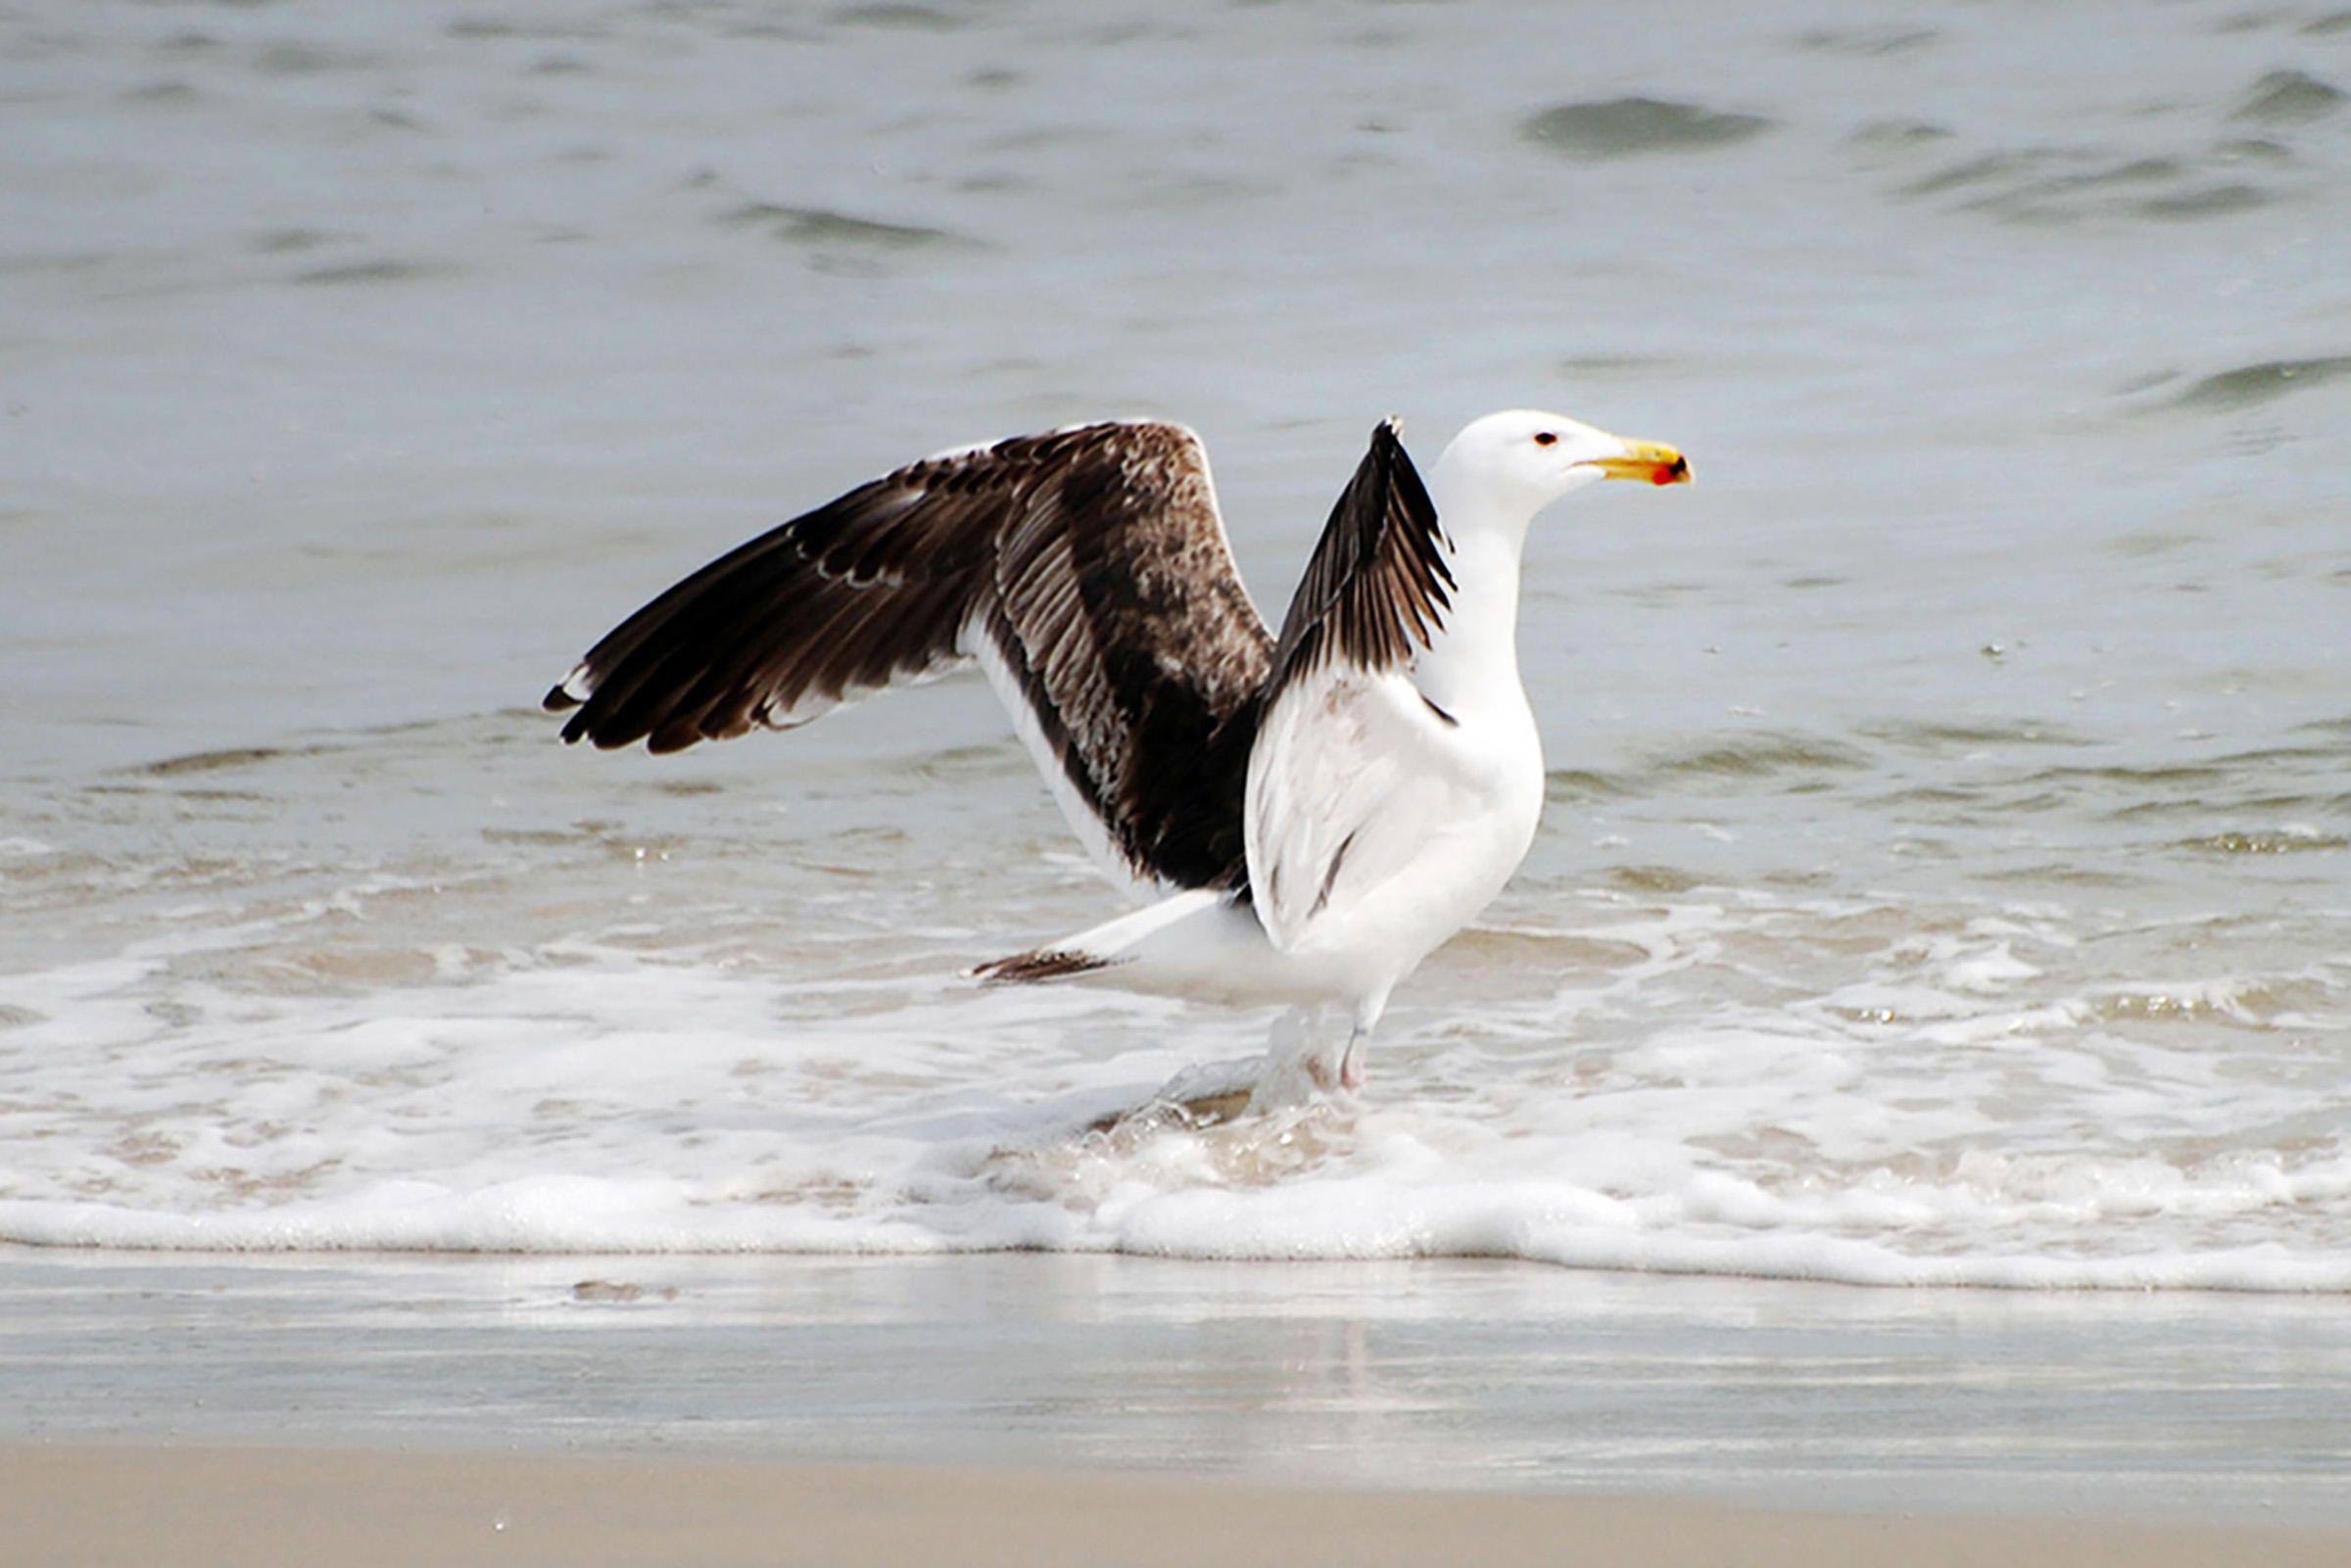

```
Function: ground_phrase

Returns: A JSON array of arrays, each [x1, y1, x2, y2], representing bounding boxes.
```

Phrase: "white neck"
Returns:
[[1411, 459, 1542, 719]]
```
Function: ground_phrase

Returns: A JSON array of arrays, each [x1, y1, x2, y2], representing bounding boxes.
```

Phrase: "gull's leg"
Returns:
[[1292, 1004, 1346, 1092], [1337, 990, 1390, 1093], [1254, 994, 1388, 1108], [1249, 1003, 1343, 1110], [1338, 1025, 1368, 1092]]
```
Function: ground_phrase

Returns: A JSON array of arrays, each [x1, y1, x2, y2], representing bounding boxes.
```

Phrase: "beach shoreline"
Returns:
[[8, 1249, 2348, 1531], [9, 1441, 2349, 1568]]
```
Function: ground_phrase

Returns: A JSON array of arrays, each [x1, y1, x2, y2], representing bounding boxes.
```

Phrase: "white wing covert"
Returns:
[[1244, 420, 1458, 952]]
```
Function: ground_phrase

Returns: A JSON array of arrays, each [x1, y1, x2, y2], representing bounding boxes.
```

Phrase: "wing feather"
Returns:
[[1245, 419, 1459, 951], [1260, 417, 1451, 700], [547, 421, 1272, 891]]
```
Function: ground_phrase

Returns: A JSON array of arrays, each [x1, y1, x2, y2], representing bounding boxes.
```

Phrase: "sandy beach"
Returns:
[[9, 1443, 2349, 1568], [8, 1250, 2349, 1536]]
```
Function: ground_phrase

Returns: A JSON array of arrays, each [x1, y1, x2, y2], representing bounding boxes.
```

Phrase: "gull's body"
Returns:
[[548, 410, 1688, 1093]]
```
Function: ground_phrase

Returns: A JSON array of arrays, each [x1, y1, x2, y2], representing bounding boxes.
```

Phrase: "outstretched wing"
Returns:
[[546, 421, 1273, 893], [1261, 417, 1453, 694], [1244, 419, 1460, 953]]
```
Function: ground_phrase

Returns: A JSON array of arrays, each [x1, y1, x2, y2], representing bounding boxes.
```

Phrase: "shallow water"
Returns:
[[3, 2, 2349, 1288], [7, 1251, 2351, 1524]]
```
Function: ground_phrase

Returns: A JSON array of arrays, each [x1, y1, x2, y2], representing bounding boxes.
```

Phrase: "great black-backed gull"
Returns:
[[547, 411, 1689, 1098]]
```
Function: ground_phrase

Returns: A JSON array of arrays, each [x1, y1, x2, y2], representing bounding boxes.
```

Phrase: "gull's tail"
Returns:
[[973, 890, 1226, 987], [972, 947, 1122, 984], [972, 890, 1359, 1011]]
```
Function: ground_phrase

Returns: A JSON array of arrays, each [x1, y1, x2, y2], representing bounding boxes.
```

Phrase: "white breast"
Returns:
[[1244, 659, 1544, 1002]]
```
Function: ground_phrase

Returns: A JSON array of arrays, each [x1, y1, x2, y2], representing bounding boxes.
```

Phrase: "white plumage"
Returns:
[[548, 407, 1689, 1098]]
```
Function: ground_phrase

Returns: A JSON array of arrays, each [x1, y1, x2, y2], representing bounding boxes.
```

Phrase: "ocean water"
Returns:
[[4, 1, 2349, 1291]]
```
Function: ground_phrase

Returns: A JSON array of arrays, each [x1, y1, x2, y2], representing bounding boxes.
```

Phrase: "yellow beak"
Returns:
[[1592, 439, 1692, 487]]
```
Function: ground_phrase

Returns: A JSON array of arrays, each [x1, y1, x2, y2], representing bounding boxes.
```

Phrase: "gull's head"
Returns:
[[1436, 408, 1691, 521]]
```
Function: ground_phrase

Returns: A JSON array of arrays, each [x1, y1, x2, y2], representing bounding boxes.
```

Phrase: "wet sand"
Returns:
[[11, 1251, 2350, 1527], [9, 1443, 2350, 1568]]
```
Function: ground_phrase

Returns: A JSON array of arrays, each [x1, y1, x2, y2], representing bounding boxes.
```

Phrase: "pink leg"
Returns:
[[1338, 1028, 1367, 1092]]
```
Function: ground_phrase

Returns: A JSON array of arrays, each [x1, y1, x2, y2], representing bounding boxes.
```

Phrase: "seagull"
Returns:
[[546, 411, 1689, 1096]]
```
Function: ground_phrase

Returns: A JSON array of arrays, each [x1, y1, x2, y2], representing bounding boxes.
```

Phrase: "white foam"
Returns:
[[3, 913, 2347, 1292]]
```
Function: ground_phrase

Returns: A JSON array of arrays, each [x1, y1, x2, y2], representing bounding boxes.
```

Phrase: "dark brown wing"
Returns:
[[1262, 418, 1451, 700], [545, 421, 1273, 891]]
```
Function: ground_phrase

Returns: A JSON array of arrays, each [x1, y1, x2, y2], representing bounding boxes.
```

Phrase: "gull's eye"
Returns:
[[1533, 431, 1558, 447]]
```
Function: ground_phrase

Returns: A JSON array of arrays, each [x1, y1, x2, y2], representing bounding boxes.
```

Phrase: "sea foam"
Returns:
[[4, 916, 2346, 1293]]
